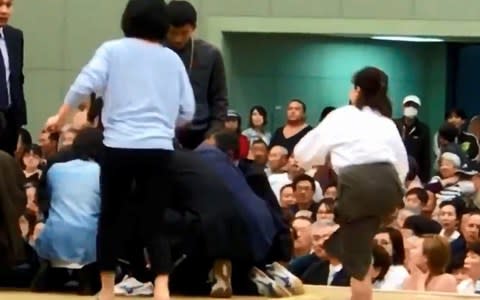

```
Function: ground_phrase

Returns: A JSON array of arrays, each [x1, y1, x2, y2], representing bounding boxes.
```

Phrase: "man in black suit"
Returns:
[[300, 221, 350, 286], [0, 0, 27, 155]]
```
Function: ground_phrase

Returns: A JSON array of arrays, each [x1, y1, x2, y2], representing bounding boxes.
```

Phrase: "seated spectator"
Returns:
[[290, 174, 320, 221], [434, 109, 480, 161], [403, 235, 457, 292], [316, 198, 335, 222], [266, 145, 289, 176], [21, 143, 43, 185], [322, 184, 337, 200], [291, 216, 312, 258], [404, 187, 428, 215], [300, 221, 350, 286], [242, 105, 271, 145], [279, 184, 295, 208], [32, 128, 103, 295], [279, 184, 295, 224], [428, 150, 477, 205], [460, 211, 480, 247], [458, 240, 480, 293], [0, 150, 37, 288], [374, 227, 409, 290], [438, 200, 468, 273], [224, 109, 249, 160], [249, 139, 268, 167], [38, 129, 59, 161]]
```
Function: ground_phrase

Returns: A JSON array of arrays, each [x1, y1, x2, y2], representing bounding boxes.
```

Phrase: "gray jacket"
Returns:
[[171, 39, 228, 131]]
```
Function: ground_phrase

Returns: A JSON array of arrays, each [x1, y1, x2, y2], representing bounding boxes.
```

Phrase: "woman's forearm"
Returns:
[[57, 103, 73, 125]]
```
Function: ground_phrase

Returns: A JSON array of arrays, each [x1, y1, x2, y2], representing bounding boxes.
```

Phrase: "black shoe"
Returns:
[[78, 263, 101, 295], [30, 261, 51, 292]]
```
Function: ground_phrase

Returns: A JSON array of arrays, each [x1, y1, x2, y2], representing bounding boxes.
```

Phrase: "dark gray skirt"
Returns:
[[324, 162, 404, 281]]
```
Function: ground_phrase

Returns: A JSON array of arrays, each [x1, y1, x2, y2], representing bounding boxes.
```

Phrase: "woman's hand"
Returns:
[[409, 263, 429, 290], [45, 114, 64, 133]]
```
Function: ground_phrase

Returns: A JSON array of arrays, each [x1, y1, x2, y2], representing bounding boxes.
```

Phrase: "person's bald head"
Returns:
[[268, 145, 289, 173]]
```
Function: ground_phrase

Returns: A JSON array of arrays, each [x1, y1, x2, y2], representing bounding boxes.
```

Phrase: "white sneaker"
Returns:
[[265, 262, 305, 295], [249, 267, 291, 298], [114, 276, 153, 296]]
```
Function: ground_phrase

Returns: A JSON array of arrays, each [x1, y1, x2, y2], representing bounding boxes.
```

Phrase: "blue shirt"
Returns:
[[64, 38, 196, 149], [35, 159, 101, 264]]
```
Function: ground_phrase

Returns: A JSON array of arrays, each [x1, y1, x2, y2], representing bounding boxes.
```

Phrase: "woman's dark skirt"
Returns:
[[324, 162, 404, 281]]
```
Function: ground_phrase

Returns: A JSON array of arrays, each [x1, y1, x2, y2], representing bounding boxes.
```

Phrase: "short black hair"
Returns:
[[439, 199, 465, 220], [121, 0, 170, 41], [167, 0, 197, 27], [288, 99, 307, 113], [405, 187, 429, 205], [445, 108, 467, 121], [280, 183, 293, 195], [319, 106, 335, 122], [438, 122, 459, 143], [213, 130, 239, 157], [22, 144, 42, 158], [292, 174, 316, 192], [251, 139, 268, 148], [72, 127, 104, 163]]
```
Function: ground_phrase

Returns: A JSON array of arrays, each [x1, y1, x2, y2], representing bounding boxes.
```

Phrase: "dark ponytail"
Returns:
[[352, 66, 392, 118]]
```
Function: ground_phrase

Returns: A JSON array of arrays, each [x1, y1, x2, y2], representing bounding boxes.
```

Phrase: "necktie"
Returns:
[[0, 33, 9, 110]]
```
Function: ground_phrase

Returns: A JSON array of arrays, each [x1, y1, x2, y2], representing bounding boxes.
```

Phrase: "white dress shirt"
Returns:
[[374, 265, 409, 290], [327, 264, 343, 285], [439, 229, 461, 242], [294, 105, 409, 183], [0, 27, 11, 106]]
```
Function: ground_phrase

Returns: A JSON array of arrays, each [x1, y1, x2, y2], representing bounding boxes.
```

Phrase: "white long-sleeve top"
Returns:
[[294, 105, 409, 183]]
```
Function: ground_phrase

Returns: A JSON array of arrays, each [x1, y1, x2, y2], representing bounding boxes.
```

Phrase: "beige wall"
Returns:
[[10, 0, 480, 135]]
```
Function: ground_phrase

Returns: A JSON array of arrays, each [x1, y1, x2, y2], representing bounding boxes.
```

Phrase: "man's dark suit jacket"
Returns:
[[301, 260, 350, 286], [0, 25, 26, 154]]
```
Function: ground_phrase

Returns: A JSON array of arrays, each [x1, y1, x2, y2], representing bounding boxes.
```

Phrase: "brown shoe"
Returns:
[[210, 259, 233, 298]]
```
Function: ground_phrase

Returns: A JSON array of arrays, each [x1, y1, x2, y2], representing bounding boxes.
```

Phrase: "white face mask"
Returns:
[[404, 107, 418, 118]]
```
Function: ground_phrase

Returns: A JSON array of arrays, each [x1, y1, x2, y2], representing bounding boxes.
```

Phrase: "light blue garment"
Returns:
[[35, 159, 101, 265], [64, 38, 196, 150], [242, 128, 271, 145]]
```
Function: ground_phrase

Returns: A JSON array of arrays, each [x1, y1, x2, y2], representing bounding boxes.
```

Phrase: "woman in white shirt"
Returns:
[[294, 67, 408, 300], [374, 227, 409, 290], [45, 1, 195, 300], [242, 105, 271, 145]]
